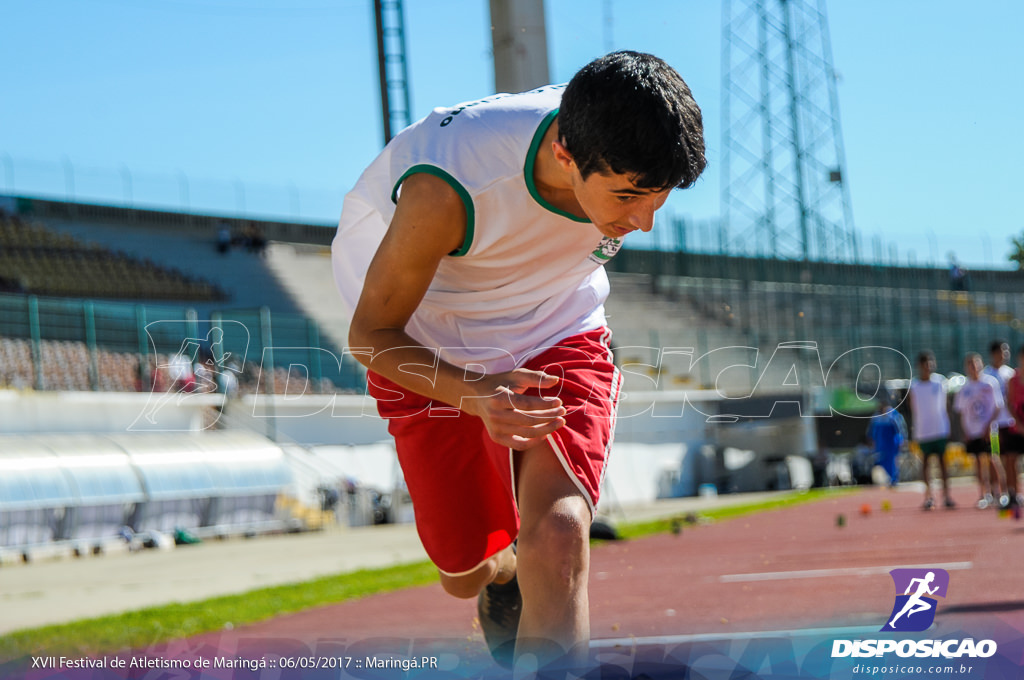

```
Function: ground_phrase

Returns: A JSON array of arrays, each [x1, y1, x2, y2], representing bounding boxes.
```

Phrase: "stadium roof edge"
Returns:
[[0, 194, 335, 247]]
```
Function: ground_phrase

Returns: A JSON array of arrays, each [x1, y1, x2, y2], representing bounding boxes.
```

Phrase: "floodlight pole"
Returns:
[[373, 0, 412, 145], [373, 0, 392, 144]]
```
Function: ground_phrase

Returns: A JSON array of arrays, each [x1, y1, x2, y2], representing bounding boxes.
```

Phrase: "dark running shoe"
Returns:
[[477, 575, 522, 668], [944, 497, 957, 510], [922, 497, 934, 511]]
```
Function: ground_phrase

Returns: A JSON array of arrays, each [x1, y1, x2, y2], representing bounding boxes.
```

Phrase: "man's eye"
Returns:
[[616, 195, 634, 203]]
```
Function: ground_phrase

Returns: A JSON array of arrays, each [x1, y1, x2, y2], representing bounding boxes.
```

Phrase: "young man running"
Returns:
[[333, 52, 706, 669]]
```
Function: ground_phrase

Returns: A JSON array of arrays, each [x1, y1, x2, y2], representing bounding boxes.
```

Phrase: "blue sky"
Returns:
[[2, 0, 1022, 268]]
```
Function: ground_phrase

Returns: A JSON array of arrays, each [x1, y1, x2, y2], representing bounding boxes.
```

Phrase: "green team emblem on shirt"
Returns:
[[589, 237, 623, 264]]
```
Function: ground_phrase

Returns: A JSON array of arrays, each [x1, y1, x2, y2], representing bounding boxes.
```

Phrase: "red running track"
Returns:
[[177, 484, 1024, 669]]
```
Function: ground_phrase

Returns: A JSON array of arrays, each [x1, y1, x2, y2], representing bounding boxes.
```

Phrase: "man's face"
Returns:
[[918, 357, 934, 380], [966, 357, 982, 380], [991, 344, 1010, 367], [571, 167, 672, 240]]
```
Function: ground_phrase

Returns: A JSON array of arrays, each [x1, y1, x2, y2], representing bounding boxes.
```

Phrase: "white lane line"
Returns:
[[592, 625, 881, 648], [719, 561, 973, 583]]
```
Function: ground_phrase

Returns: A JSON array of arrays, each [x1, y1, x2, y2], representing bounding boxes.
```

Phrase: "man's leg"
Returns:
[[884, 450, 899, 487], [513, 439, 592, 667], [921, 449, 935, 508], [989, 453, 1006, 498], [922, 452, 933, 493], [998, 430, 1018, 504], [937, 453, 954, 506], [438, 545, 517, 598], [1003, 453, 1019, 502], [976, 451, 990, 505], [486, 326, 618, 669]]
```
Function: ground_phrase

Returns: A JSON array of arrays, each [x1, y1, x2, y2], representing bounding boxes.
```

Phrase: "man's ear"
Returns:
[[551, 139, 576, 172]]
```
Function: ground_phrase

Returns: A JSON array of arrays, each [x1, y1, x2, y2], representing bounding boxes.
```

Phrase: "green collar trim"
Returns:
[[523, 109, 590, 224]]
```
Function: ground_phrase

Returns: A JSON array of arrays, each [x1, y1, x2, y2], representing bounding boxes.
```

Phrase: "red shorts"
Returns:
[[367, 327, 620, 576]]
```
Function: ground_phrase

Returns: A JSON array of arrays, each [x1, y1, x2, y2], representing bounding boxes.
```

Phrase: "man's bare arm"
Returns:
[[348, 172, 565, 449]]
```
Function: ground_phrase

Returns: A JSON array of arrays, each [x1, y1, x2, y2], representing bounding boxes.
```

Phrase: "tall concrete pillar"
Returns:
[[489, 0, 550, 93]]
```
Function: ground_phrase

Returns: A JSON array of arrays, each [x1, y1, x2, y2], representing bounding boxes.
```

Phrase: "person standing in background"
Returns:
[[954, 353, 1004, 509], [867, 391, 906, 489], [1002, 345, 1024, 509], [984, 340, 1017, 509], [908, 351, 955, 510]]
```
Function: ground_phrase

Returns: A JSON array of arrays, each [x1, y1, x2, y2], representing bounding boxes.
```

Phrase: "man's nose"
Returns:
[[628, 202, 656, 232]]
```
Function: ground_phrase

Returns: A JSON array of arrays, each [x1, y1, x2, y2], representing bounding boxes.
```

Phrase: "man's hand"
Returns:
[[460, 368, 567, 450]]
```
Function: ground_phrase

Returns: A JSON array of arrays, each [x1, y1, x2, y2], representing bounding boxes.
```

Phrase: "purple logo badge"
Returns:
[[881, 568, 949, 632]]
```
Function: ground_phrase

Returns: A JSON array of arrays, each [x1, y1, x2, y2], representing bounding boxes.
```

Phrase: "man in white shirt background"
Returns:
[[984, 340, 1017, 510], [908, 351, 955, 510], [954, 352, 1005, 509]]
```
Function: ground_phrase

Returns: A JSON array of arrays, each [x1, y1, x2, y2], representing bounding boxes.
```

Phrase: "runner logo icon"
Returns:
[[881, 568, 949, 632]]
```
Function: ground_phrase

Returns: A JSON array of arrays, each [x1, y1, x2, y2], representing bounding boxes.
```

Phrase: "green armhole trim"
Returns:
[[523, 109, 590, 224], [391, 164, 476, 257]]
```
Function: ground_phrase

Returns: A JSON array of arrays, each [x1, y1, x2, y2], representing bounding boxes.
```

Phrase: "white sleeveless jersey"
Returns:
[[332, 85, 624, 373]]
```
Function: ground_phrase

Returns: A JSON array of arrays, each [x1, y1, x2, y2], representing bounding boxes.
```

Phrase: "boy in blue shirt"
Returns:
[[868, 392, 907, 487]]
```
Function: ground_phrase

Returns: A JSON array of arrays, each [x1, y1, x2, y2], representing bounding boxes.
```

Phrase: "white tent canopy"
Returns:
[[0, 431, 293, 547]]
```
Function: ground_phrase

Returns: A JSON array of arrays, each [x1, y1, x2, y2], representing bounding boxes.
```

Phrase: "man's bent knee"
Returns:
[[519, 500, 590, 582], [439, 569, 489, 599], [437, 547, 512, 599]]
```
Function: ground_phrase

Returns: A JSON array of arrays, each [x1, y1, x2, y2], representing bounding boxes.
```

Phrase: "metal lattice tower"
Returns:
[[373, 0, 412, 144], [721, 0, 858, 262]]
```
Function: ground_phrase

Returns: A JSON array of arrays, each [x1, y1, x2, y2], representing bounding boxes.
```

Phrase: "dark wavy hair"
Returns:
[[558, 51, 707, 190]]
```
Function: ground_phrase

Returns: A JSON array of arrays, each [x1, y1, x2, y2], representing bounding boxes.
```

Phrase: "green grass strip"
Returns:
[[1, 487, 859, 662], [0, 560, 437, 663], [613, 487, 860, 540]]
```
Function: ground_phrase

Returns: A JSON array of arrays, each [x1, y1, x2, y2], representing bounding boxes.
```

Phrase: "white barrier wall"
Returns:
[[225, 394, 391, 445], [0, 391, 390, 443], [0, 390, 222, 434], [0, 388, 816, 506]]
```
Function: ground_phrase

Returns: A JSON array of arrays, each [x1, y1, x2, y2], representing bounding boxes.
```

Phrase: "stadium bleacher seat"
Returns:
[[0, 216, 225, 302]]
